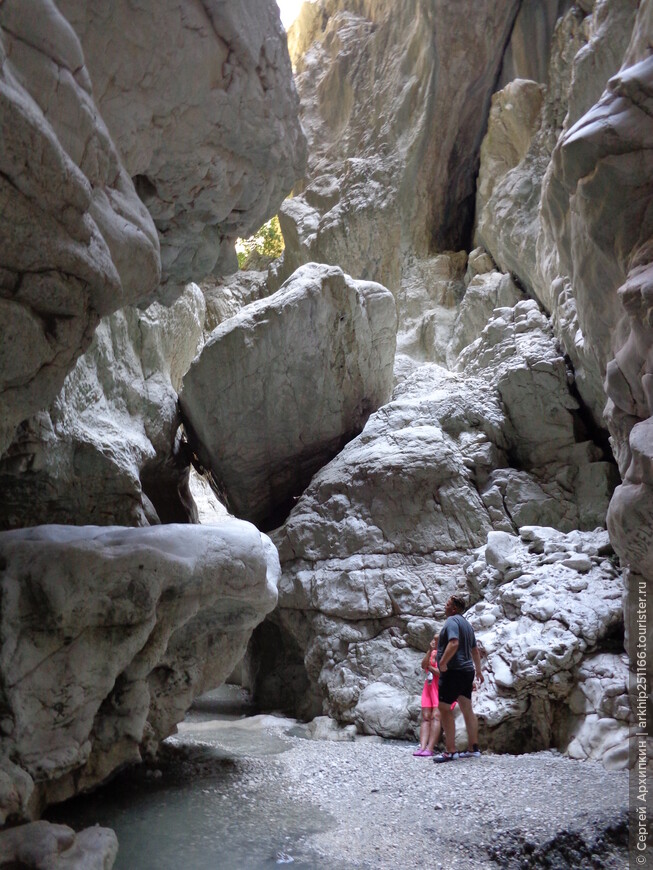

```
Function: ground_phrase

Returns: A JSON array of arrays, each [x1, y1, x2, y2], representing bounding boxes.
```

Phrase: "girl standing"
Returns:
[[413, 634, 441, 757]]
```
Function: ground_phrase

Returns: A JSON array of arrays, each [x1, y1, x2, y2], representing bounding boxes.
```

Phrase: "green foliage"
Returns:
[[236, 215, 285, 269]]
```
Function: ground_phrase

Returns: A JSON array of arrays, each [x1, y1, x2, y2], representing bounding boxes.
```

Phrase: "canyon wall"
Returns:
[[1, 0, 651, 841], [240, 0, 651, 767], [0, 0, 304, 828]]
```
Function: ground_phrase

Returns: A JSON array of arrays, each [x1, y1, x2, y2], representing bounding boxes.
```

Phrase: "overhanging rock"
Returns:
[[0, 521, 279, 820]]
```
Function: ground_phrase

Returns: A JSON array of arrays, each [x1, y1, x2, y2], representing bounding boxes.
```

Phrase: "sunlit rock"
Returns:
[[272, 0, 522, 292], [180, 263, 397, 529], [446, 268, 525, 366]]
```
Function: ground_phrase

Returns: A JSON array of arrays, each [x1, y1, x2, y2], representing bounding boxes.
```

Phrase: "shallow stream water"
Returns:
[[46, 687, 341, 869]]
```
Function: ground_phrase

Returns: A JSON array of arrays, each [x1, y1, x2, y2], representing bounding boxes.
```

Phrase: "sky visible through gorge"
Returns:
[[276, 0, 304, 28]]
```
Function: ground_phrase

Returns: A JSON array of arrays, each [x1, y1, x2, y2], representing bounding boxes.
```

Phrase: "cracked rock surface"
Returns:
[[0, 0, 161, 455], [0, 284, 206, 529], [258, 359, 627, 760]]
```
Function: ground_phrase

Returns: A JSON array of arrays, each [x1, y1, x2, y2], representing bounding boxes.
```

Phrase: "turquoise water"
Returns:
[[46, 690, 340, 869]]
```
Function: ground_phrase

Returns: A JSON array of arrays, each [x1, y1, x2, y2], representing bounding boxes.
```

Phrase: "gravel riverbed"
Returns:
[[167, 709, 629, 870], [48, 699, 630, 869]]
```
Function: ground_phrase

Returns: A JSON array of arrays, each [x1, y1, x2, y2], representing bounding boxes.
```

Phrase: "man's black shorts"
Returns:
[[439, 669, 474, 705]]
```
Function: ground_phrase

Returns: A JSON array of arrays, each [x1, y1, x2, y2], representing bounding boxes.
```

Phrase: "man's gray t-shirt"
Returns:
[[437, 614, 476, 671]]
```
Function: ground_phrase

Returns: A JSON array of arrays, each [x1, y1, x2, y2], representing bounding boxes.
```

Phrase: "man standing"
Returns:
[[433, 594, 484, 763]]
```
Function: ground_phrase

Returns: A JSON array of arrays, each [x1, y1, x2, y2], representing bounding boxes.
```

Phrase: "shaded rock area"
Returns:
[[477, 0, 640, 423], [0, 0, 161, 456], [0, 820, 117, 870], [181, 263, 397, 529], [57, 0, 307, 298], [0, 285, 206, 529], [0, 522, 279, 821]]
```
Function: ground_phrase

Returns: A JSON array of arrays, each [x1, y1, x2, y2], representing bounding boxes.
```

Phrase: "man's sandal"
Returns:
[[433, 751, 459, 763]]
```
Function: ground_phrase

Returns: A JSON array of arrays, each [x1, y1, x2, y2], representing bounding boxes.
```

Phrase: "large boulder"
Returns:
[[58, 0, 307, 296], [180, 263, 397, 529], [263, 364, 505, 724], [258, 354, 620, 737], [466, 526, 630, 766], [0, 522, 279, 819], [0, 285, 206, 529], [0, 0, 161, 455]]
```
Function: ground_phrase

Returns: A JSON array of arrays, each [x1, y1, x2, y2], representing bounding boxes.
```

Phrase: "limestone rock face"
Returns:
[[456, 299, 617, 531], [0, 821, 118, 869], [475, 0, 639, 424], [258, 357, 619, 749], [0, 522, 279, 819], [497, 0, 573, 87], [180, 263, 397, 529], [264, 365, 504, 723], [0, 285, 206, 529], [466, 526, 630, 766], [0, 0, 161, 456], [528, 1, 653, 687], [446, 267, 525, 367], [272, 0, 521, 292], [58, 0, 307, 296], [395, 253, 468, 367]]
